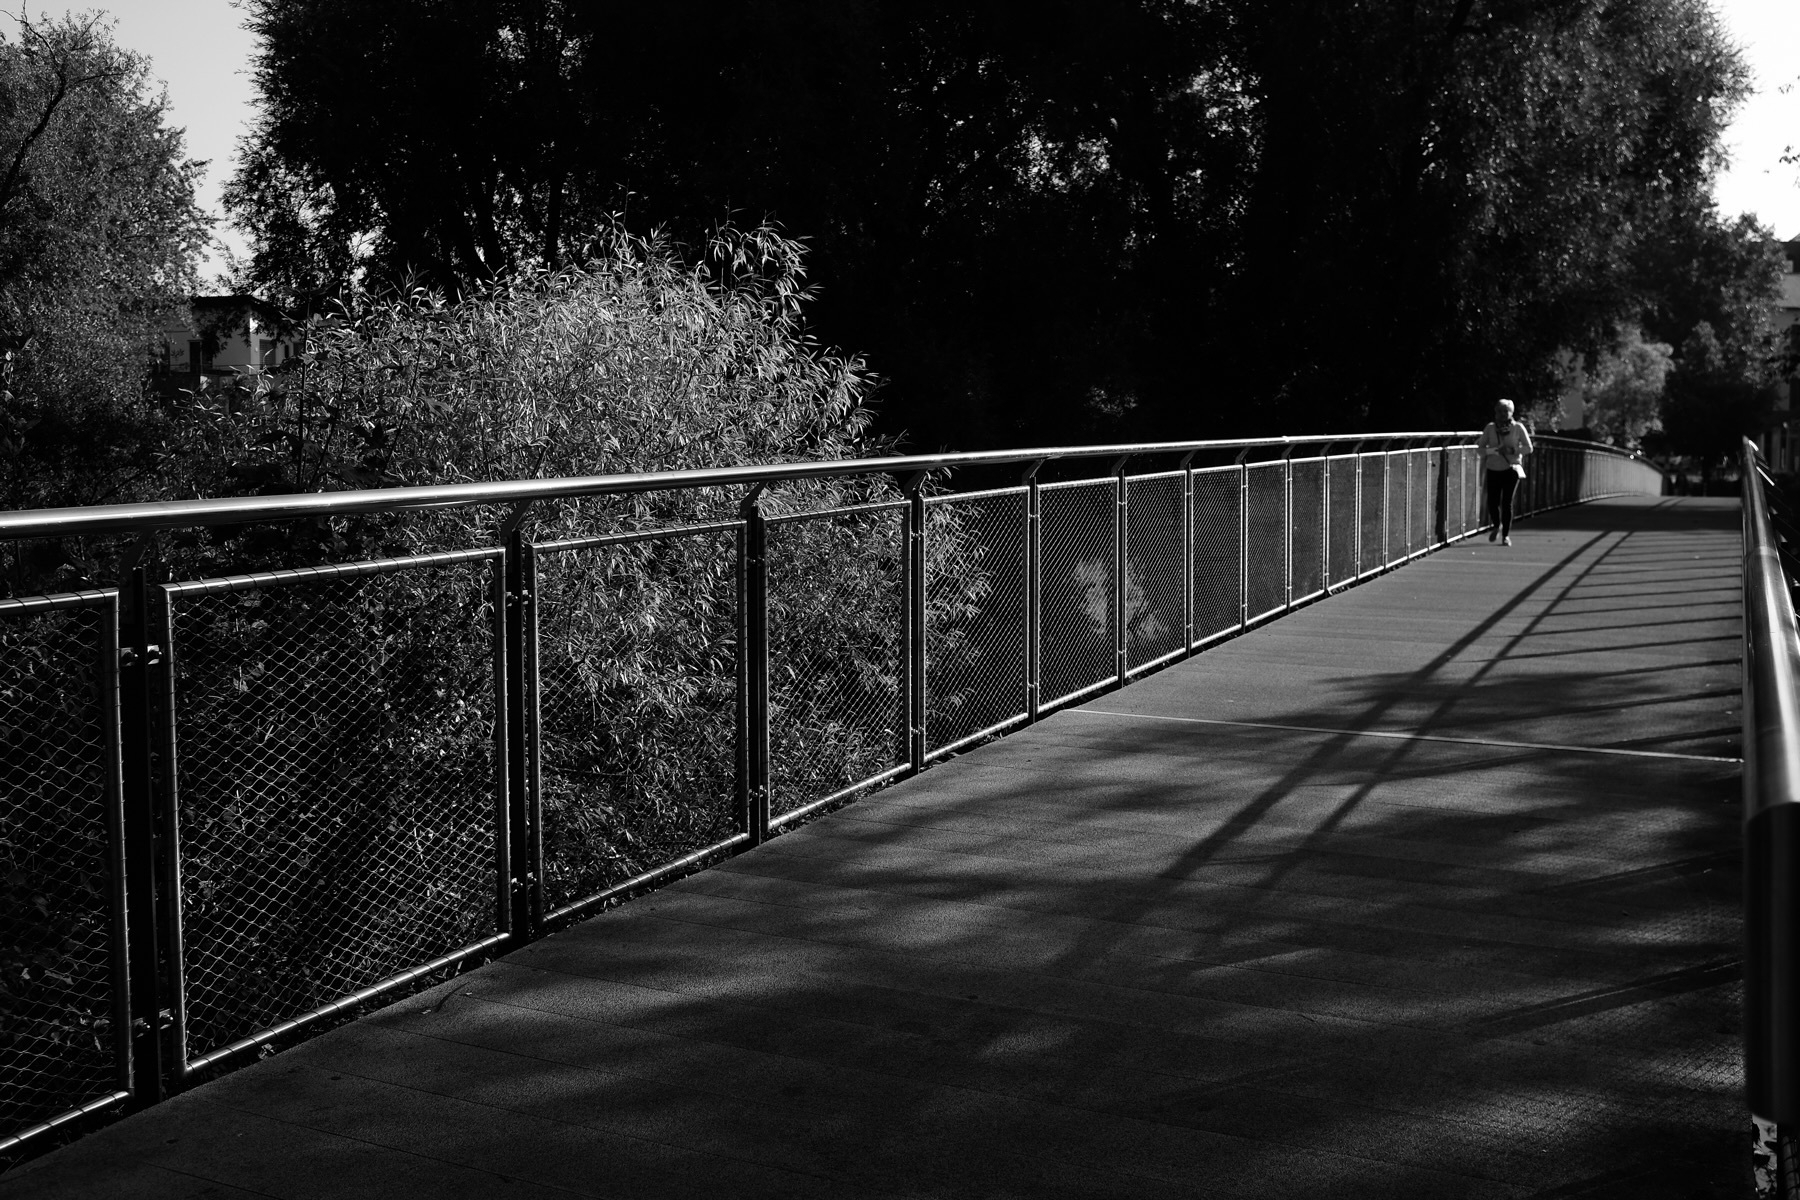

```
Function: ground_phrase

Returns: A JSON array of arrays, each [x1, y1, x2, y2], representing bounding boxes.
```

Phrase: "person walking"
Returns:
[[1480, 399, 1532, 545]]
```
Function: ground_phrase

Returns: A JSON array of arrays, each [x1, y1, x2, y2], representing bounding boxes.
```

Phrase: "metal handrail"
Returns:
[[0, 432, 1483, 541], [1533, 432, 1653, 458], [1743, 436, 1800, 1128]]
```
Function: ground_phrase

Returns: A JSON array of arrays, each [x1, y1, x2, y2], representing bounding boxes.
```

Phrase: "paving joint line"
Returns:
[[1069, 708, 1741, 764]]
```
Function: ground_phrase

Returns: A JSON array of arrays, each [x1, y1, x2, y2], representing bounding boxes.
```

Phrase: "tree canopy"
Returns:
[[0, 11, 209, 510], [227, 0, 1771, 450]]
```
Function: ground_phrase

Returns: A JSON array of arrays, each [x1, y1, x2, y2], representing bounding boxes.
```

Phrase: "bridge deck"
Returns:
[[5, 497, 1747, 1199]]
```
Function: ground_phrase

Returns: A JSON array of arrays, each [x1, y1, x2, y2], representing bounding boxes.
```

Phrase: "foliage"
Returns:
[[227, 0, 1766, 449], [179, 223, 877, 547], [1656, 320, 1781, 468], [153, 221, 917, 918], [1563, 326, 1674, 448], [0, 11, 208, 512]]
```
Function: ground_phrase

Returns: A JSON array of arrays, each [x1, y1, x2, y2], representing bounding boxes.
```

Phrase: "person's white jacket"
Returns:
[[1480, 419, 1532, 474]]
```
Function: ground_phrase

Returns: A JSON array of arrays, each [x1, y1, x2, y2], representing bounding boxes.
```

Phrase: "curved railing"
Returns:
[[0, 430, 1662, 1161], [1743, 438, 1800, 1194]]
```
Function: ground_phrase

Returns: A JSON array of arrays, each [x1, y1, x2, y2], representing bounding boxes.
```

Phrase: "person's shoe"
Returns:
[[1489, 529, 1498, 542], [1502, 534, 1511, 546]]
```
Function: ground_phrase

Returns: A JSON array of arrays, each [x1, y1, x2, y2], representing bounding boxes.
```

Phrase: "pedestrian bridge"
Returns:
[[0, 437, 1764, 1196]]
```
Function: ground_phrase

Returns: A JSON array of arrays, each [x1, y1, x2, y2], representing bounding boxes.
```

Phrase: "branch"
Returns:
[[0, 11, 129, 216]]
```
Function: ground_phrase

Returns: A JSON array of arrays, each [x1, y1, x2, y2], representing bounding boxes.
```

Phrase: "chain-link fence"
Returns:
[[1040, 479, 1119, 708], [1291, 458, 1326, 603], [1359, 453, 1387, 576], [532, 524, 742, 923], [1126, 472, 1187, 673], [163, 552, 506, 1074], [926, 489, 1029, 757], [0, 594, 127, 1151], [1191, 466, 1243, 644], [1246, 462, 1289, 621], [766, 502, 907, 820], [0, 432, 1667, 1159], [1326, 457, 1359, 589]]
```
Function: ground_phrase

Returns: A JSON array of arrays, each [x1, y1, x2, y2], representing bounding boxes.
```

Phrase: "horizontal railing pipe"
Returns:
[[0, 433, 1486, 541]]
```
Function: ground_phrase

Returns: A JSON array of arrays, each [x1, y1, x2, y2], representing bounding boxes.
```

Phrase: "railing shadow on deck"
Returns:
[[0, 432, 1665, 1168]]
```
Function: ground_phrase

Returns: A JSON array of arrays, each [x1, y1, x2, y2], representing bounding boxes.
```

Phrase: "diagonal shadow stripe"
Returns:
[[1466, 959, 1741, 1038]]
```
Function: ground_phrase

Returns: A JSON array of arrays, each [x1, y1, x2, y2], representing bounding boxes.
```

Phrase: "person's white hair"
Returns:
[[1496, 398, 1515, 415]]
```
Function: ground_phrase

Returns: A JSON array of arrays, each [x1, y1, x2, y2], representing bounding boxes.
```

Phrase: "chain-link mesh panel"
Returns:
[[927, 490, 1027, 753], [1326, 457, 1358, 586], [1421, 450, 1441, 550], [766, 505, 904, 816], [1359, 453, 1386, 575], [1403, 450, 1426, 554], [1245, 463, 1288, 620], [1445, 448, 1466, 538], [1290, 458, 1325, 602], [1463, 447, 1484, 531], [1, 597, 123, 1143], [1125, 473, 1185, 670], [1191, 467, 1242, 643], [168, 557, 501, 1064], [1385, 452, 1410, 563], [1041, 479, 1116, 705], [534, 529, 738, 915]]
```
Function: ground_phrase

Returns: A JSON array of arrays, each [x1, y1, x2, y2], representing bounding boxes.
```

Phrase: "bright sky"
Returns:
[[8, 1, 1800, 283], [86, 0, 256, 285], [1712, 0, 1800, 240]]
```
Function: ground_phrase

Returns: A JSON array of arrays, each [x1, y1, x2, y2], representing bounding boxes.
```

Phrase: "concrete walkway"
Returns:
[[3, 497, 1747, 1199]]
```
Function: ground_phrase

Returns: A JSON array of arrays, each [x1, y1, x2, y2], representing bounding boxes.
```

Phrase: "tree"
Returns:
[[1657, 319, 1781, 481], [1567, 325, 1674, 448], [227, 0, 1755, 450], [0, 11, 209, 512], [228, 0, 1256, 449]]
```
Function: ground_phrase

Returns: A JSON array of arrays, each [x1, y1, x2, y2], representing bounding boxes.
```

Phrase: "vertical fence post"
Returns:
[[1321, 446, 1331, 588], [501, 520, 536, 941], [738, 487, 771, 844], [523, 541, 544, 928], [903, 472, 929, 774], [1113, 456, 1130, 684], [1180, 451, 1196, 651], [1283, 450, 1294, 609], [1024, 461, 1043, 723], [1352, 445, 1363, 574], [1238, 454, 1250, 627], [152, 583, 187, 1086], [97, 593, 132, 1107], [1403, 444, 1414, 555], [1318, 445, 1330, 592], [119, 566, 165, 1108]]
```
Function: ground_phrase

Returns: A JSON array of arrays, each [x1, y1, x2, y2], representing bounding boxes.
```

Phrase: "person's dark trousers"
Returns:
[[1485, 468, 1520, 537]]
